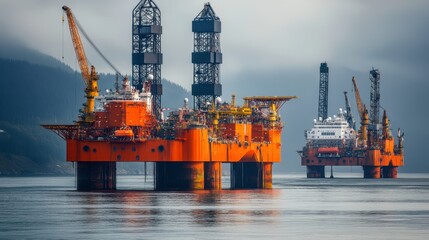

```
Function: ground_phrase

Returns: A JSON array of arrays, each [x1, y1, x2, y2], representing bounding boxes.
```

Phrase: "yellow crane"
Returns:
[[62, 5, 99, 124], [352, 76, 364, 120], [352, 76, 369, 145]]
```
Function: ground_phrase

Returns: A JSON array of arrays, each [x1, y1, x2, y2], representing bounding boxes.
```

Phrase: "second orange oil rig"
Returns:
[[299, 63, 404, 178], [43, 1, 296, 190]]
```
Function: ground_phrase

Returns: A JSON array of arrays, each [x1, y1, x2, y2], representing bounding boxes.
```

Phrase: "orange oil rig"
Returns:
[[43, 2, 296, 190], [299, 63, 404, 178]]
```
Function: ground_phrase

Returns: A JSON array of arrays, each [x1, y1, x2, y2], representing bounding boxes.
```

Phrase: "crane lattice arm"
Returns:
[[344, 91, 356, 130], [352, 77, 364, 120], [63, 6, 90, 84], [62, 5, 99, 124]]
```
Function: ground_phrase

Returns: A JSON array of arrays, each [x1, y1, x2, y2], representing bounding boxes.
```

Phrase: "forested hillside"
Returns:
[[0, 56, 190, 175]]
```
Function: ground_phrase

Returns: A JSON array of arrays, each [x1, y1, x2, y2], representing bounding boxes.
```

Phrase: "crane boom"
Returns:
[[344, 91, 356, 130], [352, 76, 364, 120], [62, 5, 99, 123], [63, 6, 90, 84]]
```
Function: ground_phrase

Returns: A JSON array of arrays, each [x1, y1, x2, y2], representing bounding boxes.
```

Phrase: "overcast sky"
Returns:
[[1, 0, 428, 172], [0, 0, 427, 88]]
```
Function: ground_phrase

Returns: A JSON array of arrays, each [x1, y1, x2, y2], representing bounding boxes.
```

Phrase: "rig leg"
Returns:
[[204, 162, 222, 190], [76, 162, 116, 191], [306, 166, 325, 178], [231, 162, 272, 189], [262, 162, 273, 189], [382, 166, 398, 178], [155, 162, 204, 190], [363, 166, 381, 179]]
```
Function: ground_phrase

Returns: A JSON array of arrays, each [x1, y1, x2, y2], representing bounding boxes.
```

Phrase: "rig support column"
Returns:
[[307, 166, 325, 178], [155, 162, 204, 190], [262, 162, 273, 189], [76, 162, 116, 190], [382, 166, 398, 178], [231, 162, 272, 189], [204, 162, 222, 190], [363, 166, 381, 178]]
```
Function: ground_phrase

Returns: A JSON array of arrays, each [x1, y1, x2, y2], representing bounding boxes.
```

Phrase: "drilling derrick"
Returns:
[[192, 3, 222, 110], [318, 62, 329, 120], [132, 0, 163, 119], [369, 68, 381, 125]]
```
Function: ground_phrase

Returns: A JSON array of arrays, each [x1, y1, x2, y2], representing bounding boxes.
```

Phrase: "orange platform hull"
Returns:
[[301, 147, 404, 178], [67, 128, 281, 163], [301, 150, 404, 167]]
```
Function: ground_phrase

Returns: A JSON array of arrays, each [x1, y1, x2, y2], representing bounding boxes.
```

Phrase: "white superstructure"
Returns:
[[305, 108, 357, 145], [95, 77, 152, 113]]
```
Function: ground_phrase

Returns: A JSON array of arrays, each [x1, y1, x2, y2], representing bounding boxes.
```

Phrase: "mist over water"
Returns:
[[1, 174, 428, 239]]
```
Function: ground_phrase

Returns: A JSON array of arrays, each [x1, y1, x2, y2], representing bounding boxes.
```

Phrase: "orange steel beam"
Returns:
[[41, 124, 80, 140]]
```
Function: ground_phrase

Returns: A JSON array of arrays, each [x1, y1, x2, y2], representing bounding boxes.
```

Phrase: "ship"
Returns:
[[299, 63, 404, 178], [43, 2, 296, 190]]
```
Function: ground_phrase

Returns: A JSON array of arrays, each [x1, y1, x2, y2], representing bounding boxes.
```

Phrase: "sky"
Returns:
[[0, 0, 428, 172], [0, 0, 426, 87]]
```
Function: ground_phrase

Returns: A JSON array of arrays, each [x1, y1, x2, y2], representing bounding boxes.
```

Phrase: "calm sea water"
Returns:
[[1, 173, 428, 240]]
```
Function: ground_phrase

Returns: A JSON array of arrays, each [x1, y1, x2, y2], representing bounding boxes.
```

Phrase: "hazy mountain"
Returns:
[[0, 38, 74, 74], [0, 48, 191, 176]]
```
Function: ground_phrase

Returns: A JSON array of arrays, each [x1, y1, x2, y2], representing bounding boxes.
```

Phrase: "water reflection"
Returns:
[[77, 193, 101, 225], [192, 191, 222, 226], [72, 189, 281, 228], [2, 175, 429, 239], [191, 189, 281, 226], [119, 191, 162, 228]]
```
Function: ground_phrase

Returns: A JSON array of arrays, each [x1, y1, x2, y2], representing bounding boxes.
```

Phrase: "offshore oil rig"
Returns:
[[43, 1, 296, 190], [299, 63, 404, 178]]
